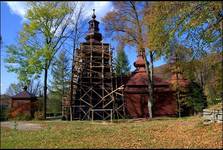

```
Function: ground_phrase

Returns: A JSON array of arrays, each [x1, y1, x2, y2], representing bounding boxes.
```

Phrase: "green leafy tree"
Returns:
[[114, 42, 131, 76], [5, 2, 75, 119], [144, 1, 222, 58], [5, 44, 42, 85], [48, 51, 71, 113]]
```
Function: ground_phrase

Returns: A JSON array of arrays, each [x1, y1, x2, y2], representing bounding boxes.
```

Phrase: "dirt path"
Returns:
[[1, 121, 43, 131]]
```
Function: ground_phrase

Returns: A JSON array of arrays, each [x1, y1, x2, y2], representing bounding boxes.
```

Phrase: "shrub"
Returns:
[[34, 111, 44, 120], [0, 105, 9, 121], [14, 113, 32, 121]]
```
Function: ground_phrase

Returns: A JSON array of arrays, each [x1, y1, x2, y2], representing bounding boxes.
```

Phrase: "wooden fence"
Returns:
[[46, 113, 62, 120]]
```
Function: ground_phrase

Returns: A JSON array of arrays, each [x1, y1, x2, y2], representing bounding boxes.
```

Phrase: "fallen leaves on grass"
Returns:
[[1, 116, 222, 149]]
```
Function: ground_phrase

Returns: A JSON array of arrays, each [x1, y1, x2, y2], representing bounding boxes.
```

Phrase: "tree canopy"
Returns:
[[144, 1, 222, 58]]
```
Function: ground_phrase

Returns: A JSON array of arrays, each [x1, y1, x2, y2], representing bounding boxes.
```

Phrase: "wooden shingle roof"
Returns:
[[11, 86, 37, 100]]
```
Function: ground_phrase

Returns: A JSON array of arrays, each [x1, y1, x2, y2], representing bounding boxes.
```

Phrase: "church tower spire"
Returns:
[[85, 9, 102, 43]]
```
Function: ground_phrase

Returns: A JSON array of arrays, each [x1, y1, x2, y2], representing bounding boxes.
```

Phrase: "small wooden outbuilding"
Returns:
[[10, 86, 38, 118]]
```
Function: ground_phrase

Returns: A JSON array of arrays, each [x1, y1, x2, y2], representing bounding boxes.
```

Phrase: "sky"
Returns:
[[0, 1, 165, 95]]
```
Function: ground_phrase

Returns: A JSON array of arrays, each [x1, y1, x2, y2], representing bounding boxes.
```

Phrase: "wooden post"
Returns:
[[110, 45, 115, 118], [70, 104, 72, 121], [90, 40, 93, 120], [102, 41, 105, 118], [110, 109, 112, 122], [92, 109, 94, 121], [62, 97, 64, 117]]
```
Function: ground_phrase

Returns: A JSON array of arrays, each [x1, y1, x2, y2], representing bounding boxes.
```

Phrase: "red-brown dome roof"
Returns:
[[134, 55, 146, 68], [126, 55, 171, 87]]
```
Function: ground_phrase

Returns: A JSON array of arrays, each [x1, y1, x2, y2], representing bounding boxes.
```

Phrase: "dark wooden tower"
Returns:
[[62, 10, 125, 120]]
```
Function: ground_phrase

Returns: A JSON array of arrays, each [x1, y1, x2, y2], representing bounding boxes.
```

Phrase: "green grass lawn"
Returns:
[[1, 116, 222, 149]]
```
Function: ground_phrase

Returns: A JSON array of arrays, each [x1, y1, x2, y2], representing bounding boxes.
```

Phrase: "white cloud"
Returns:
[[6, 1, 113, 39], [6, 1, 113, 22], [6, 2, 28, 21], [82, 1, 113, 21]]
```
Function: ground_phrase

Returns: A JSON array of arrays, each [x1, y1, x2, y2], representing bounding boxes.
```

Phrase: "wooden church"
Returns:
[[62, 10, 190, 120]]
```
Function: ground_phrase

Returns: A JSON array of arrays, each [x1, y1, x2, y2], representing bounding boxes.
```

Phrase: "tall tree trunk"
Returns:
[[150, 51, 154, 104], [62, 75, 65, 114], [129, 1, 155, 118], [43, 65, 48, 120], [69, 47, 75, 121], [176, 71, 181, 117], [142, 51, 153, 118], [69, 23, 78, 121], [70, 49, 75, 121], [69, 6, 83, 121], [175, 56, 181, 118]]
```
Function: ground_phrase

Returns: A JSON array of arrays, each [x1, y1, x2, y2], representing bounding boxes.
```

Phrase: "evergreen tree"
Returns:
[[183, 82, 207, 115], [48, 51, 71, 113], [114, 42, 131, 76], [50, 51, 70, 96]]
